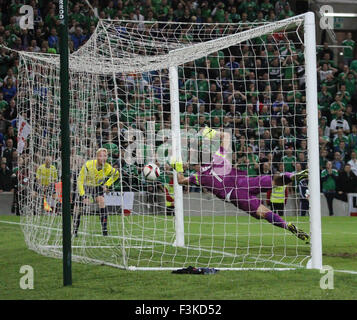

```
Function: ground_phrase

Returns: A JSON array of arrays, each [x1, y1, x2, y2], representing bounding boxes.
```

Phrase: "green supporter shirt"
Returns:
[[321, 78, 337, 97], [120, 107, 137, 124], [214, 8, 225, 23], [104, 7, 116, 19], [197, 80, 209, 101], [321, 169, 338, 192], [84, 15, 99, 29], [0, 99, 8, 114], [238, 154, 259, 177], [333, 135, 349, 148], [330, 101, 345, 119], [287, 90, 303, 103], [201, 8, 211, 19], [260, 2, 274, 14], [111, 98, 126, 111], [229, 13, 241, 23], [180, 112, 197, 126], [318, 91, 333, 111], [70, 12, 85, 24], [102, 142, 119, 164], [350, 60, 357, 73], [210, 109, 226, 123], [342, 39, 355, 59], [345, 77, 356, 96], [340, 91, 351, 106], [282, 155, 296, 172], [208, 51, 224, 69], [242, 112, 258, 128]]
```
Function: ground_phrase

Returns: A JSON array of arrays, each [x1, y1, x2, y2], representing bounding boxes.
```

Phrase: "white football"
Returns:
[[143, 163, 160, 181]]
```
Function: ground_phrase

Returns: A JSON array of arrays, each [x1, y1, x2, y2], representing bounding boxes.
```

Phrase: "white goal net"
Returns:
[[17, 14, 321, 270]]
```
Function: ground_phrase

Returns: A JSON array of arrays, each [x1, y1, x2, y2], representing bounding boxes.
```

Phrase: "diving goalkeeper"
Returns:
[[74, 148, 120, 236], [171, 127, 309, 242]]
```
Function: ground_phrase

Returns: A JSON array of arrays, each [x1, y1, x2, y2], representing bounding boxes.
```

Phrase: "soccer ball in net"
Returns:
[[143, 163, 160, 181]]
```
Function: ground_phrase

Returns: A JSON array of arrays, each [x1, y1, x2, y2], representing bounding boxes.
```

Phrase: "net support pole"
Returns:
[[169, 65, 185, 247], [59, 0, 72, 285], [304, 12, 322, 270]]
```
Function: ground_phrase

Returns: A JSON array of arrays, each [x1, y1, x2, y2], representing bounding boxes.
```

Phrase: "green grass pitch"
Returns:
[[0, 215, 356, 300]]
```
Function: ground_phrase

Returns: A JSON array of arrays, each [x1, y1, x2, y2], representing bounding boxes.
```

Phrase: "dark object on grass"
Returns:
[[172, 266, 219, 274]]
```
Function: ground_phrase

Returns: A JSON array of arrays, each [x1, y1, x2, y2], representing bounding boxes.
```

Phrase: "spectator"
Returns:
[[336, 164, 357, 202], [48, 28, 59, 50], [297, 176, 309, 216], [2, 138, 16, 168], [71, 27, 86, 51], [317, 63, 337, 82], [0, 160, 12, 192], [348, 151, 357, 176], [330, 109, 350, 136], [321, 161, 339, 216], [3, 99, 17, 121], [2, 78, 16, 103], [342, 32, 355, 66], [318, 42, 334, 61], [266, 184, 288, 217], [332, 151, 344, 172], [282, 147, 296, 172]]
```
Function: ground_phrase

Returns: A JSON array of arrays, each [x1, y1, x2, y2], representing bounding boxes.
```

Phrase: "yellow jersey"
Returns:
[[36, 164, 58, 186], [77, 159, 120, 196]]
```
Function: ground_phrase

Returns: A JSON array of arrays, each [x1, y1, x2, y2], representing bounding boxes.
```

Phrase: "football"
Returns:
[[143, 163, 160, 181]]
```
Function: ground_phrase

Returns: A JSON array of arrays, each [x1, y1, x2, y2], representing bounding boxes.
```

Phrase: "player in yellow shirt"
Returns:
[[35, 156, 58, 213], [74, 148, 120, 236]]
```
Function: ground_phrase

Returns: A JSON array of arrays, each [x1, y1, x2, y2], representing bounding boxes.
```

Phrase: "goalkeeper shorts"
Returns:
[[79, 185, 105, 200]]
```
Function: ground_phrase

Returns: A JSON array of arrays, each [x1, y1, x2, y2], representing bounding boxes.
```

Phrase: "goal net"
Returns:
[[17, 14, 321, 270]]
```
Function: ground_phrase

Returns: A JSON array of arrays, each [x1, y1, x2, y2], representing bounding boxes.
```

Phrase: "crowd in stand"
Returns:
[[0, 0, 356, 216]]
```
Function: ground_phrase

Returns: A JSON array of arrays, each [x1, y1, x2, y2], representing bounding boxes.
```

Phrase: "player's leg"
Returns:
[[73, 186, 91, 237], [257, 204, 309, 241], [231, 190, 309, 241], [96, 187, 108, 236], [73, 194, 90, 237]]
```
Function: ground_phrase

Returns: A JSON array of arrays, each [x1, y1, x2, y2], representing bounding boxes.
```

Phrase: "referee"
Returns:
[[74, 148, 120, 236]]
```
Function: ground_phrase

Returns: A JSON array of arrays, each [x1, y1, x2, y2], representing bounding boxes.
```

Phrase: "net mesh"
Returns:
[[18, 16, 311, 269]]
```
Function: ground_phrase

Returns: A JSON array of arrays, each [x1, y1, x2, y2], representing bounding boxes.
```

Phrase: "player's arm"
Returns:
[[77, 163, 87, 197], [177, 172, 190, 185], [36, 165, 42, 182], [170, 159, 197, 186], [104, 166, 120, 188], [202, 126, 231, 151]]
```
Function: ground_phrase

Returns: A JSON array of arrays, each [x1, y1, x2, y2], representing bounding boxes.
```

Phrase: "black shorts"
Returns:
[[83, 185, 105, 199]]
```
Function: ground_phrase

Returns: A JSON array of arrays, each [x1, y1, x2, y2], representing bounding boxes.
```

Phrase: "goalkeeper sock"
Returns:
[[264, 211, 287, 229], [100, 208, 108, 234]]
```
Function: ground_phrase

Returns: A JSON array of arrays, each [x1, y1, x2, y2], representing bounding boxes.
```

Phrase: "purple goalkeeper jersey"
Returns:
[[189, 147, 247, 201]]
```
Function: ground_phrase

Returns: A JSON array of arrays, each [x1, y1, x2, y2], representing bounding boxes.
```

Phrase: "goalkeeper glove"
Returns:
[[169, 157, 184, 173], [202, 126, 218, 140]]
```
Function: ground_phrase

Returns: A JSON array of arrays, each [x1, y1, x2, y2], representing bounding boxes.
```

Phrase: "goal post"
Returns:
[[304, 12, 322, 270], [17, 13, 322, 271], [169, 65, 185, 248]]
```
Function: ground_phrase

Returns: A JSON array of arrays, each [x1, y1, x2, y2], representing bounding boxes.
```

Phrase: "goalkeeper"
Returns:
[[171, 127, 309, 242], [74, 148, 120, 236]]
